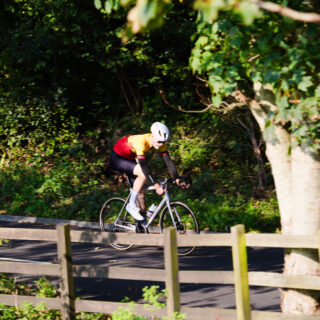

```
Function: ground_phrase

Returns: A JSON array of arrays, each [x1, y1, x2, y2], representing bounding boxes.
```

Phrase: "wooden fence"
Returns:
[[0, 224, 319, 320]]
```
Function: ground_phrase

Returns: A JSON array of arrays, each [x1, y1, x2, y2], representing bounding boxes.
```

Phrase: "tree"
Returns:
[[97, 0, 320, 314]]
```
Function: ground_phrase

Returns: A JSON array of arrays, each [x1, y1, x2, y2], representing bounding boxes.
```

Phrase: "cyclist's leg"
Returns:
[[110, 151, 144, 220], [137, 190, 146, 213], [132, 164, 146, 192], [132, 164, 147, 212], [110, 150, 137, 177]]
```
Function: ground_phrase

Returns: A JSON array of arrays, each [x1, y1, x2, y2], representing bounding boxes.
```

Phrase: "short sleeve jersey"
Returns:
[[113, 133, 168, 160]]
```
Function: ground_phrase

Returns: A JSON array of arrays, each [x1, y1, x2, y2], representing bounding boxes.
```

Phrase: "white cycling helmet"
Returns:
[[151, 122, 170, 142]]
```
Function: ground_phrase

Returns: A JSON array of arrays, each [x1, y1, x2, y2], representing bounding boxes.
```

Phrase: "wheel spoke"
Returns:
[[99, 197, 134, 250], [160, 201, 199, 255]]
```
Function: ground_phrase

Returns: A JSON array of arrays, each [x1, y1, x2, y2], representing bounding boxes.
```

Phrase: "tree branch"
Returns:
[[159, 87, 249, 114], [158, 89, 214, 113], [252, 0, 320, 24]]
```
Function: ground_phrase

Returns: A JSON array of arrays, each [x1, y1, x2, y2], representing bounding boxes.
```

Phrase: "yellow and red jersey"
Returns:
[[113, 133, 168, 160]]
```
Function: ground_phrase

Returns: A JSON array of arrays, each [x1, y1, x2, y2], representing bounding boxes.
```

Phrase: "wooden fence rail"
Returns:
[[0, 224, 319, 320]]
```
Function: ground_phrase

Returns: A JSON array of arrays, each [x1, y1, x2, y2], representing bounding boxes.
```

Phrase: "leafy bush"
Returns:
[[0, 0, 279, 233], [112, 285, 186, 320], [0, 274, 185, 319], [0, 117, 280, 232]]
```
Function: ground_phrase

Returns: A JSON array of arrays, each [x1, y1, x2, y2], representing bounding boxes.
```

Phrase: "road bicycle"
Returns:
[[99, 176, 199, 255]]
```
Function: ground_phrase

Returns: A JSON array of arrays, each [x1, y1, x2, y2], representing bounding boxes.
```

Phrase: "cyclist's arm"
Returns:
[[136, 157, 164, 194], [161, 152, 179, 180], [162, 152, 190, 188]]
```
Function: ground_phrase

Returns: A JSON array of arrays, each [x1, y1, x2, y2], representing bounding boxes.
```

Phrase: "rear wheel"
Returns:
[[99, 197, 134, 251], [159, 201, 199, 255]]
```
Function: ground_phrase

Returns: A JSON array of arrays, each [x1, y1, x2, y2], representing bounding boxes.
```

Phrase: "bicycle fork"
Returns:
[[164, 190, 180, 229]]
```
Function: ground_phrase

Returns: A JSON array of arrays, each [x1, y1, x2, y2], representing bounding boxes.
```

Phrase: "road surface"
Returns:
[[0, 221, 283, 312]]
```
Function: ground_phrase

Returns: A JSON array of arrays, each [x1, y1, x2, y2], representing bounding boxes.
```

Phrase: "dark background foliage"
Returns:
[[0, 0, 279, 232]]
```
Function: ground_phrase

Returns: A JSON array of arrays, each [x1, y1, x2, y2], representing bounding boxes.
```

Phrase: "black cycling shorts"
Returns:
[[110, 150, 136, 186]]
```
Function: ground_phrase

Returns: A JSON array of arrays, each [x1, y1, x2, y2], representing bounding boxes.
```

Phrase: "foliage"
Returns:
[[103, 0, 320, 151], [0, 0, 280, 233], [0, 302, 61, 320], [189, 7, 320, 150], [0, 112, 279, 232], [0, 302, 109, 320], [0, 276, 184, 320], [33, 278, 58, 298], [112, 285, 186, 319], [0, 274, 109, 319], [0, 0, 198, 154]]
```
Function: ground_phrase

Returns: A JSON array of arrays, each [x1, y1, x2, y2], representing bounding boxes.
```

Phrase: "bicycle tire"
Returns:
[[159, 201, 199, 255], [99, 197, 134, 251]]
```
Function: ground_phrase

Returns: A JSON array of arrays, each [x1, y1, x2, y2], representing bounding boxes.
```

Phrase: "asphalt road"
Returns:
[[0, 221, 283, 312]]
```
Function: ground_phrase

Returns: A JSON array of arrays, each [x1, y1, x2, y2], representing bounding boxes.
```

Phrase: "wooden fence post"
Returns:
[[231, 224, 251, 320], [164, 227, 180, 319], [57, 223, 75, 320]]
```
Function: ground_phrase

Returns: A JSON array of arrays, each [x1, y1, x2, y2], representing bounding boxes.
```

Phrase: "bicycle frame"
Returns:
[[145, 189, 171, 228], [113, 193, 135, 231], [113, 186, 179, 231]]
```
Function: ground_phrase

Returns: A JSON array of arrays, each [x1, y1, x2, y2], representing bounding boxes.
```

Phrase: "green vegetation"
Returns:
[[0, 274, 108, 319], [112, 285, 186, 319], [0, 274, 185, 319], [0, 114, 280, 232], [0, 0, 280, 233]]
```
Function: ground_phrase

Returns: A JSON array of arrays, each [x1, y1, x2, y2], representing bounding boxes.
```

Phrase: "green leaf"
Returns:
[[194, 0, 226, 22], [226, 67, 240, 80], [280, 79, 289, 91], [197, 36, 209, 46], [263, 70, 280, 84], [276, 110, 291, 122], [263, 124, 276, 141], [315, 86, 320, 98], [105, 0, 113, 13], [278, 96, 288, 111], [190, 57, 201, 73], [236, 1, 262, 25], [292, 108, 303, 122], [231, 36, 242, 49], [208, 73, 224, 92], [94, 0, 102, 9], [212, 94, 222, 106], [250, 71, 262, 83], [211, 22, 219, 34], [298, 76, 313, 92]]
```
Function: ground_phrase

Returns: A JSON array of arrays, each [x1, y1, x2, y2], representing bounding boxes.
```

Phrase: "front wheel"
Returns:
[[159, 201, 199, 255], [99, 197, 134, 251]]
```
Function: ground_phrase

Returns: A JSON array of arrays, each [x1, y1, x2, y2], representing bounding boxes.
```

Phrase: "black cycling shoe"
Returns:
[[135, 221, 148, 233]]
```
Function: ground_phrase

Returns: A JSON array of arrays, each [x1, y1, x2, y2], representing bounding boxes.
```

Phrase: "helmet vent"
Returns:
[[151, 122, 170, 142]]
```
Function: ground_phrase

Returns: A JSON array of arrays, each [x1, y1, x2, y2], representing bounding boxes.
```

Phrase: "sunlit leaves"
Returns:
[[193, 0, 261, 24], [127, 0, 169, 33], [234, 1, 262, 25], [94, 0, 120, 14], [297, 76, 313, 92], [93, 0, 320, 149], [94, 0, 103, 9], [194, 0, 229, 22]]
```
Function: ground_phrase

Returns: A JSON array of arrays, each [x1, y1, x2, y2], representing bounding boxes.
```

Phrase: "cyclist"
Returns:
[[110, 122, 188, 221]]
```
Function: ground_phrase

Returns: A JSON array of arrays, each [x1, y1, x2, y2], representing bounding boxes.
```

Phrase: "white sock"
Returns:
[[129, 189, 138, 206]]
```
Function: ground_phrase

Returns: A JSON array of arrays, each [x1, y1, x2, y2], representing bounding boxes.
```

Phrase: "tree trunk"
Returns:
[[249, 82, 320, 315]]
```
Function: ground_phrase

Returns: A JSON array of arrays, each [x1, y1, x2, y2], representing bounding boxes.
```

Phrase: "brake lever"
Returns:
[[185, 173, 192, 185]]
